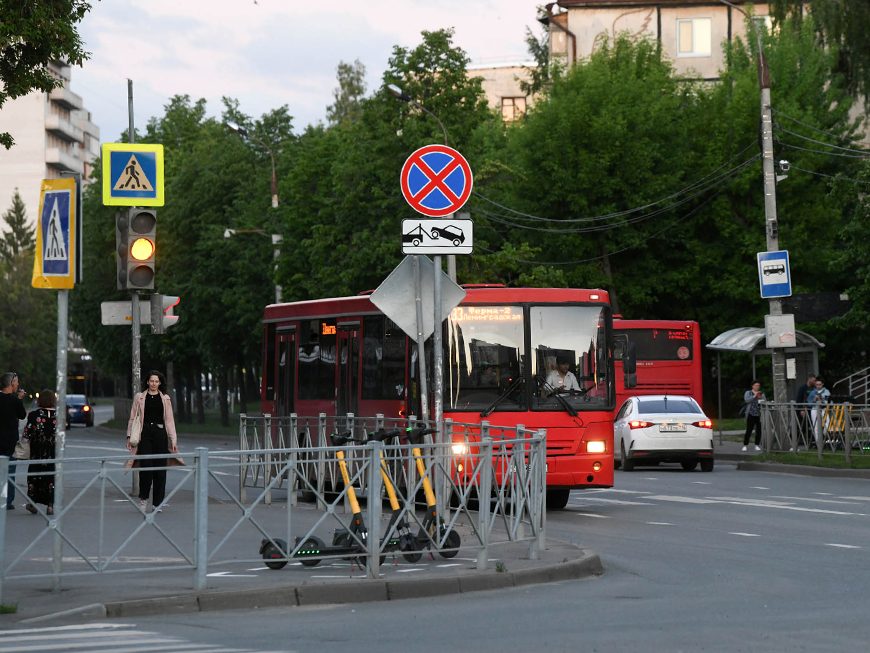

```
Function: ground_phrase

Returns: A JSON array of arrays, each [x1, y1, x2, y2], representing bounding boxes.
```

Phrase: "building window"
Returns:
[[501, 97, 526, 121], [753, 15, 774, 34], [677, 18, 712, 57]]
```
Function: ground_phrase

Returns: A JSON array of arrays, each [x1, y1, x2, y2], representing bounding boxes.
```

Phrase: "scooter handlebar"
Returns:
[[404, 427, 437, 445], [367, 428, 403, 443], [330, 431, 354, 446]]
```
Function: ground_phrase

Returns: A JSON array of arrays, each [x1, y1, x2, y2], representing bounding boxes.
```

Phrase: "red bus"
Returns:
[[262, 285, 625, 509], [613, 319, 703, 410]]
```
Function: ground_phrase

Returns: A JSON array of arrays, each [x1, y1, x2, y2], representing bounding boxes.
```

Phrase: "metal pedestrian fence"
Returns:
[[0, 420, 545, 602], [760, 401, 870, 457]]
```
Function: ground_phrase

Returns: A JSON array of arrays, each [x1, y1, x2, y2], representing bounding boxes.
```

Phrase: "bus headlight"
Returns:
[[586, 441, 606, 454], [452, 443, 468, 456]]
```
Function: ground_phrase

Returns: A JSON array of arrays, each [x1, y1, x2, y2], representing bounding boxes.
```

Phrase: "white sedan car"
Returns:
[[614, 395, 714, 472]]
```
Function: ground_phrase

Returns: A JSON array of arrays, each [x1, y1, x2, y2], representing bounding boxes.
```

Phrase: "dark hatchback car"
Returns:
[[66, 394, 94, 427]]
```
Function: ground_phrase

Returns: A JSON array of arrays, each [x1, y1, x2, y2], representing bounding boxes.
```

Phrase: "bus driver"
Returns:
[[545, 355, 580, 395]]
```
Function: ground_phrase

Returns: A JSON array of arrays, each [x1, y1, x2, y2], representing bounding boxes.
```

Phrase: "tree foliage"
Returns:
[[326, 59, 367, 126], [0, 0, 93, 148], [0, 191, 56, 390]]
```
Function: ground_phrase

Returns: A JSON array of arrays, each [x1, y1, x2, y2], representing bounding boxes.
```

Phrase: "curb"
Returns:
[[736, 461, 870, 479], [30, 550, 602, 622]]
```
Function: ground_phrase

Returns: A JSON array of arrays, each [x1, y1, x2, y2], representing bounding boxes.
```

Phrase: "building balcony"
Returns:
[[49, 86, 83, 111], [45, 114, 83, 143], [46, 147, 84, 174], [78, 116, 100, 140]]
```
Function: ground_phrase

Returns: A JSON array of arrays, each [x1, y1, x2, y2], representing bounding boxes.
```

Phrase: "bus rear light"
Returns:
[[693, 420, 713, 428], [586, 441, 606, 453], [593, 461, 602, 472], [457, 463, 464, 473], [452, 443, 469, 455], [629, 420, 652, 429]]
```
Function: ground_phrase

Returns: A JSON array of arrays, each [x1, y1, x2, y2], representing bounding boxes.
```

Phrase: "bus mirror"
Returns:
[[624, 373, 637, 389], [623, 341, 637, 375]]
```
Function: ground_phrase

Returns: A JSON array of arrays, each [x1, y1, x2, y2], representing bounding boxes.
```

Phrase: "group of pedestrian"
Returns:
[[0, 369, 181, 516], [744, 373, 833, 451], [0, 373, 55, 513]]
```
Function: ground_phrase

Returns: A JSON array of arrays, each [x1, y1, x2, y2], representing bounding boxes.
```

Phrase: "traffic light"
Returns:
[[125, 208, 157, 290], [150, 294, 180, 334], [115, 211, 128, 290]]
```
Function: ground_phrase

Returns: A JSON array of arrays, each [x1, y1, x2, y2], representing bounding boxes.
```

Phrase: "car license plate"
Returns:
[[659, 424, 687, 432]]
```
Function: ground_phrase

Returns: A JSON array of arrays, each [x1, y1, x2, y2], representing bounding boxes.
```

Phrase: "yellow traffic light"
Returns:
[[131, 237, 154, 261]]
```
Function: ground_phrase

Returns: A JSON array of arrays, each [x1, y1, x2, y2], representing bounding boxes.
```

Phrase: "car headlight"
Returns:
[[452, 443, 468, 456], [586, 441, 606, 454]]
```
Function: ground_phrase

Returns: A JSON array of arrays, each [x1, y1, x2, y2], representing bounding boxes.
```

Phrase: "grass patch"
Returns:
[[713, 418, 747, 432], [0, 603, 18, 614], [752, 451, 870, 470]]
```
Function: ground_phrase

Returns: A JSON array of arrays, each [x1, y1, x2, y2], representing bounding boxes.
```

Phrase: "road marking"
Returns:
[[770, 495, 861, 505], [692, 481, 711, 485], [207, 571, 258, 578], [646, 522, 674, 526], [396, 568, 425, 573], [573, 512, 610, 518], [839, 496, 870, 502], [730, 532, 761, 537], [751, 486, 770, 490], [575, 498, 654, 506], [643, 495, 721, 504], [588, 489, 652, 495], [709, 496, 857, 516], [247, 566, 271, 571], [825, 543, 860, 549], [814, 492, 834, 496], [437, 563, 463, 567]]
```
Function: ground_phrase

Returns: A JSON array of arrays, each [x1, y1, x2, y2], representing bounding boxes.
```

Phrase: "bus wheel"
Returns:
[[621, 442, 634, 472], [546, 489, 570, 510]]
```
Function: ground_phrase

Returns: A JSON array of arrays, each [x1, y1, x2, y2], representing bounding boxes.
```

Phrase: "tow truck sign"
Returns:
[[402, 218, 473, 255]]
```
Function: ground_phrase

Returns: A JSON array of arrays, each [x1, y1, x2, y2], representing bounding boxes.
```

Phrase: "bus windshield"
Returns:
[[445, 304, 611, 413]]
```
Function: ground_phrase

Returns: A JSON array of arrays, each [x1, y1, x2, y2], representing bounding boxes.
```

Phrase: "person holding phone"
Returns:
[[0, 372, 27, 510], [743, 380, 765, 452]]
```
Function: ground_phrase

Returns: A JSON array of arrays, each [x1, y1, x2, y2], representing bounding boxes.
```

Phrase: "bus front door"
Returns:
[[337, 324, 360, 417], [276, 329, 296, 419]]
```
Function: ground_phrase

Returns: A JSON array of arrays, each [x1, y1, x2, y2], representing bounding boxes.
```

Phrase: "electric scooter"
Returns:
[[260, 430, 417, 569], [402, 426, 460, 559]]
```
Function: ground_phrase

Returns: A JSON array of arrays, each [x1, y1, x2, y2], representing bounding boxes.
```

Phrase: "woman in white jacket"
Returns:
[[126, 370, 182, 512]]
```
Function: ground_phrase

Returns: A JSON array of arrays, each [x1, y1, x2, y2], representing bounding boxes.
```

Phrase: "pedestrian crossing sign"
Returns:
[[32, 177, 78, 289], [101, 143, 164, 206]]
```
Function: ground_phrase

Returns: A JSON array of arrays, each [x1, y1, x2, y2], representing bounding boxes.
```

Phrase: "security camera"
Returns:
[[778, 160, 790, 172]]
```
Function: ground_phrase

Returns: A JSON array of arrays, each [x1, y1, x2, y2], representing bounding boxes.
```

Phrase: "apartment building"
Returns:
[[0, 60, 100, 228], [468, 61, 536, 122]]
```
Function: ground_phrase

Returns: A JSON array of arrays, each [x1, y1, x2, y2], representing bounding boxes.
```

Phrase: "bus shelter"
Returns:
[[706, 327, 825, 439]]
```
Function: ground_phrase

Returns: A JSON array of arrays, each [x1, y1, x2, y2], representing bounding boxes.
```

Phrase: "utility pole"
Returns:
[[720, 0, 787, 403]]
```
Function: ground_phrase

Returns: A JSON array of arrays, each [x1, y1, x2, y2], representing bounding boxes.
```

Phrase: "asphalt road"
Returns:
[[11, 461, 869, 652]]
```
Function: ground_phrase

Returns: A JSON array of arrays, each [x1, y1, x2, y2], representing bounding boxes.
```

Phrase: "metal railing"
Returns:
[[760, 401, 870, 457], [832, 368, 870, 405], [0, 419, 546, 601]]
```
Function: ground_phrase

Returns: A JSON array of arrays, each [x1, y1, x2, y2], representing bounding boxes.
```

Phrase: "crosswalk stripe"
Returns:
[[825, 543, 860, 549]]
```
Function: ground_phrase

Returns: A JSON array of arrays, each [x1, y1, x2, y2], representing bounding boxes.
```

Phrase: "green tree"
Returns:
[[0, 0, 93, 149], [326, 59, 367, 126], [0, 192, 56, 390], [771, 0, 870, 110], [0, 188, 35, 261]]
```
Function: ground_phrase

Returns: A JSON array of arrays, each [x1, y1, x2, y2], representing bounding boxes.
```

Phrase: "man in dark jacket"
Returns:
[[0, 372, 27, 509], [795, 373, 816, 441]]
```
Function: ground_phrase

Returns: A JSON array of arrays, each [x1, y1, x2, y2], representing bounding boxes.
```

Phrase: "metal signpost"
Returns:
[[31, 174, 82, 591], [399, 144, 473, 435]]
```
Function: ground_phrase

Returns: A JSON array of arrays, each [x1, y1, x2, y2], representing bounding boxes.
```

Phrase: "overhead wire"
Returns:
[[474, 186, 728, 266], [778, 141, 869, 159], [772, 108, 860, 144], [470, 141, 759, 224], [787, 163, 870, 185], [776, 125, 869, 156], [472, 154, 759, 234]]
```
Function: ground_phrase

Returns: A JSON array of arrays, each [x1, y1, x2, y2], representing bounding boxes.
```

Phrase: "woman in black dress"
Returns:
[[23, 388, 56, 515]]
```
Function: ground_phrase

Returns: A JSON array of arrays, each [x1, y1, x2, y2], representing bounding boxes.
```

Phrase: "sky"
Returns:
[[73, 0, 539, 143]]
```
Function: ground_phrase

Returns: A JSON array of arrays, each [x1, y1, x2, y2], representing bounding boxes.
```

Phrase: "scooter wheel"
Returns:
[[261, 539, 289, 570], [402, 541, 423, 564], [297, 536, 324, 567], [439, 529, 461, 559]]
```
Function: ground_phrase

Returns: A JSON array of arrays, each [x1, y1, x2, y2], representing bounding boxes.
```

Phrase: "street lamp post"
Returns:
[[227, 123, 279, 209], [719, 0, 787, 404], [227, 123, 283, 304]]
